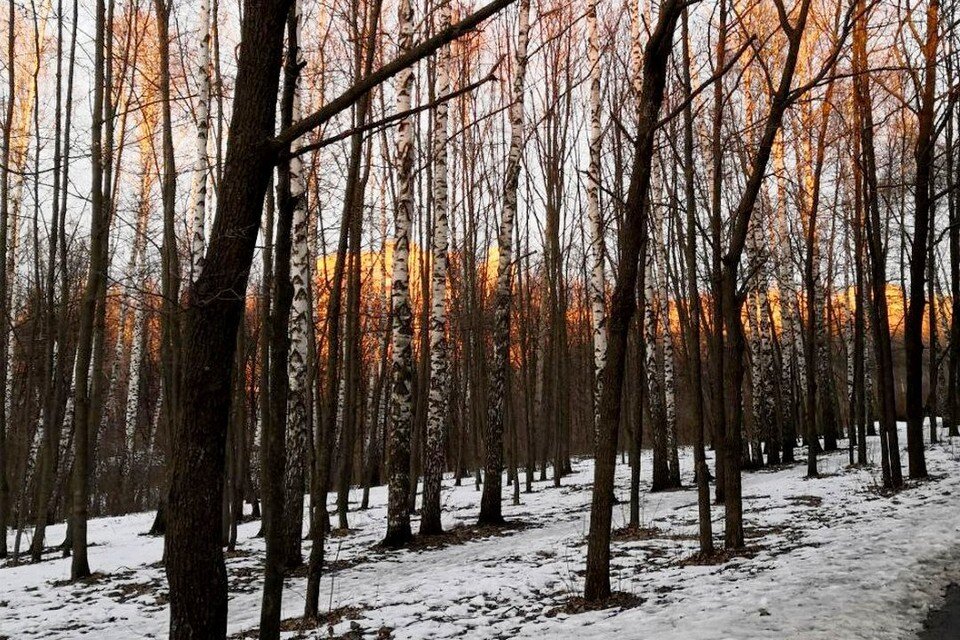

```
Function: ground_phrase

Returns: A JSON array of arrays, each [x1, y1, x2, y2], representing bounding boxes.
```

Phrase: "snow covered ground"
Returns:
[[3, 424, 960, 639]]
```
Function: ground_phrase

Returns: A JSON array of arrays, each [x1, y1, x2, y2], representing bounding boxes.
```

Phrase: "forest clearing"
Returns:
[[0, 0, 959, 636], [4, 426, 960, 638]]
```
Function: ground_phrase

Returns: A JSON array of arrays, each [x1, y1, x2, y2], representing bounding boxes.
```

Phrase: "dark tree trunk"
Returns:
[[948, 38, 960, 439], [583, 1, 681, 601], [0, 0, 16, 560], [905, 0, 938, 480], [682, 6, 713, 556], [163, 0, 516, 634], [709, 0, 728, 506], [854, 0, 902, 490], [151, 0, 182, 541], [718, 0, 813, 548], [260, 9, 302, 635], [71, 0, 114, 580], [166, 1, 291, 637]]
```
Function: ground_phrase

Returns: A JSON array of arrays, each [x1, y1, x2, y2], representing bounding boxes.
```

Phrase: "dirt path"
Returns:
[[919, 583, 960, 640]]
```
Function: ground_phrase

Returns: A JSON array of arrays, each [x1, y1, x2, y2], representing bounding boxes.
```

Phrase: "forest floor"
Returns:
[[3, 423, 960, 639]]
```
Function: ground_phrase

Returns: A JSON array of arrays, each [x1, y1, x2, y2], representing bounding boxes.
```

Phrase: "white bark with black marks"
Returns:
[[421, 0, 452, 536], [188, 0, 211, 281], [384, 0, 417, 546], [586, 0, 606, 435], [479, 0, 530, 525], [284, 0, 310, 562]]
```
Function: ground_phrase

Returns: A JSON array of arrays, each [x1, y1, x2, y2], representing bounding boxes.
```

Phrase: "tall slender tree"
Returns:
[[383, 0, 417, 547], [904, 0, 938, 480], [478, 0, 530, 525], [421, 0, 453, 537], [583, 0, 683, 601]]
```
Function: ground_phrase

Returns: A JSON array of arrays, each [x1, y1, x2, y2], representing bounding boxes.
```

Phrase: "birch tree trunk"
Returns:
[[478, 0, 530, 526], [646, 243, 670, 491], [420, 0, 452, 537], [282, 0, 310, 567], [188, 0, 212, 282], [586, 0, 606, 434], [660, 233, 679, 485], [774, 130, 797, 463], [384, 0, 417, 546], [284, 0, 310, 567]]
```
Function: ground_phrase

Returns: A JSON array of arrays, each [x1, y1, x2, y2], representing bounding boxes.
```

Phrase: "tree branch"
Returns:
[[271, 0, 516, 154], [284, 64, 500, 161]]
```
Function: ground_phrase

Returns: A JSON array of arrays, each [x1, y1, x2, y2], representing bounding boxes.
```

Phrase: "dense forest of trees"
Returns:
[[0, 0, 956, 636]]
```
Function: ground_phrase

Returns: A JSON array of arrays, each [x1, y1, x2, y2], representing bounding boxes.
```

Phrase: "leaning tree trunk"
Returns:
[[164, 0, 517, 632], [583, 0, 682, 602], [166, 0, 291, 636], [719, 0, 813, 549]]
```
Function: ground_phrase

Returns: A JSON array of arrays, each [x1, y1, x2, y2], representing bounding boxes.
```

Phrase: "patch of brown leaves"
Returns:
[[546, 591, 644, 617], [229, 606, 368, 640], [395, 520, 532, 552], [611, 524, 697, 543], [677, 545, 763, 567]]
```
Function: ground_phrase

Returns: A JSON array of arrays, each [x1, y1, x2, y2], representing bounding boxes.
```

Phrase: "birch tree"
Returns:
[[586, 0, 605, 431], [188, 0, 212, 281], [383, 0, 417, 547], [283, 0, 310, 567], [478, 0, 530, 526], [421, 0, 453, 537]]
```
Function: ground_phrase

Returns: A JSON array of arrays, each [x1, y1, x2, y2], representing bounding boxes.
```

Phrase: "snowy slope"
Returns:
[[3, 424, 960, 639]]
